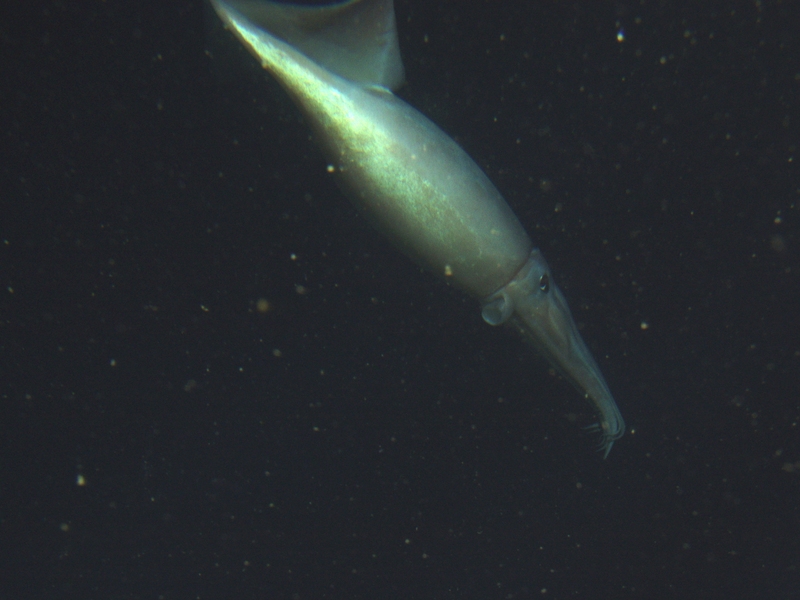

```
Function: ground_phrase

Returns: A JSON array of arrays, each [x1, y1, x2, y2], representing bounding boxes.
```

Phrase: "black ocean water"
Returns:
[[1, 1, 797, 598]]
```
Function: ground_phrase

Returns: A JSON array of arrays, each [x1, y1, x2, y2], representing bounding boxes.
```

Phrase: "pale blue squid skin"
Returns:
[[210, 0, 625, 456]]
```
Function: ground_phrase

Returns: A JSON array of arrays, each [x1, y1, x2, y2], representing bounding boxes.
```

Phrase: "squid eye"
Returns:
[[539, 273, 550, 292]]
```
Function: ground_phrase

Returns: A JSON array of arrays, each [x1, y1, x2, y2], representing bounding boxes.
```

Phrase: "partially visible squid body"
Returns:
[[209, 0, 625, 456]]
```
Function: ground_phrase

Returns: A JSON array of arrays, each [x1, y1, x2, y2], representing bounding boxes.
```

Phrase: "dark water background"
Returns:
[[1, 1, 798, 598]]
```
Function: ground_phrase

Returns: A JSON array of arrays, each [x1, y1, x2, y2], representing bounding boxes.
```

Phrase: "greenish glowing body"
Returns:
[[211, 0, 625, 456]]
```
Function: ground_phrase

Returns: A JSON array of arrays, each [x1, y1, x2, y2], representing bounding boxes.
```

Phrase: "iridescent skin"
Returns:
[[211, 0, 624, 455]]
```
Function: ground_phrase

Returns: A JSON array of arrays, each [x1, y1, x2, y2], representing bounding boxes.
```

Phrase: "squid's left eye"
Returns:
[[539, 273, 550, 293]]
